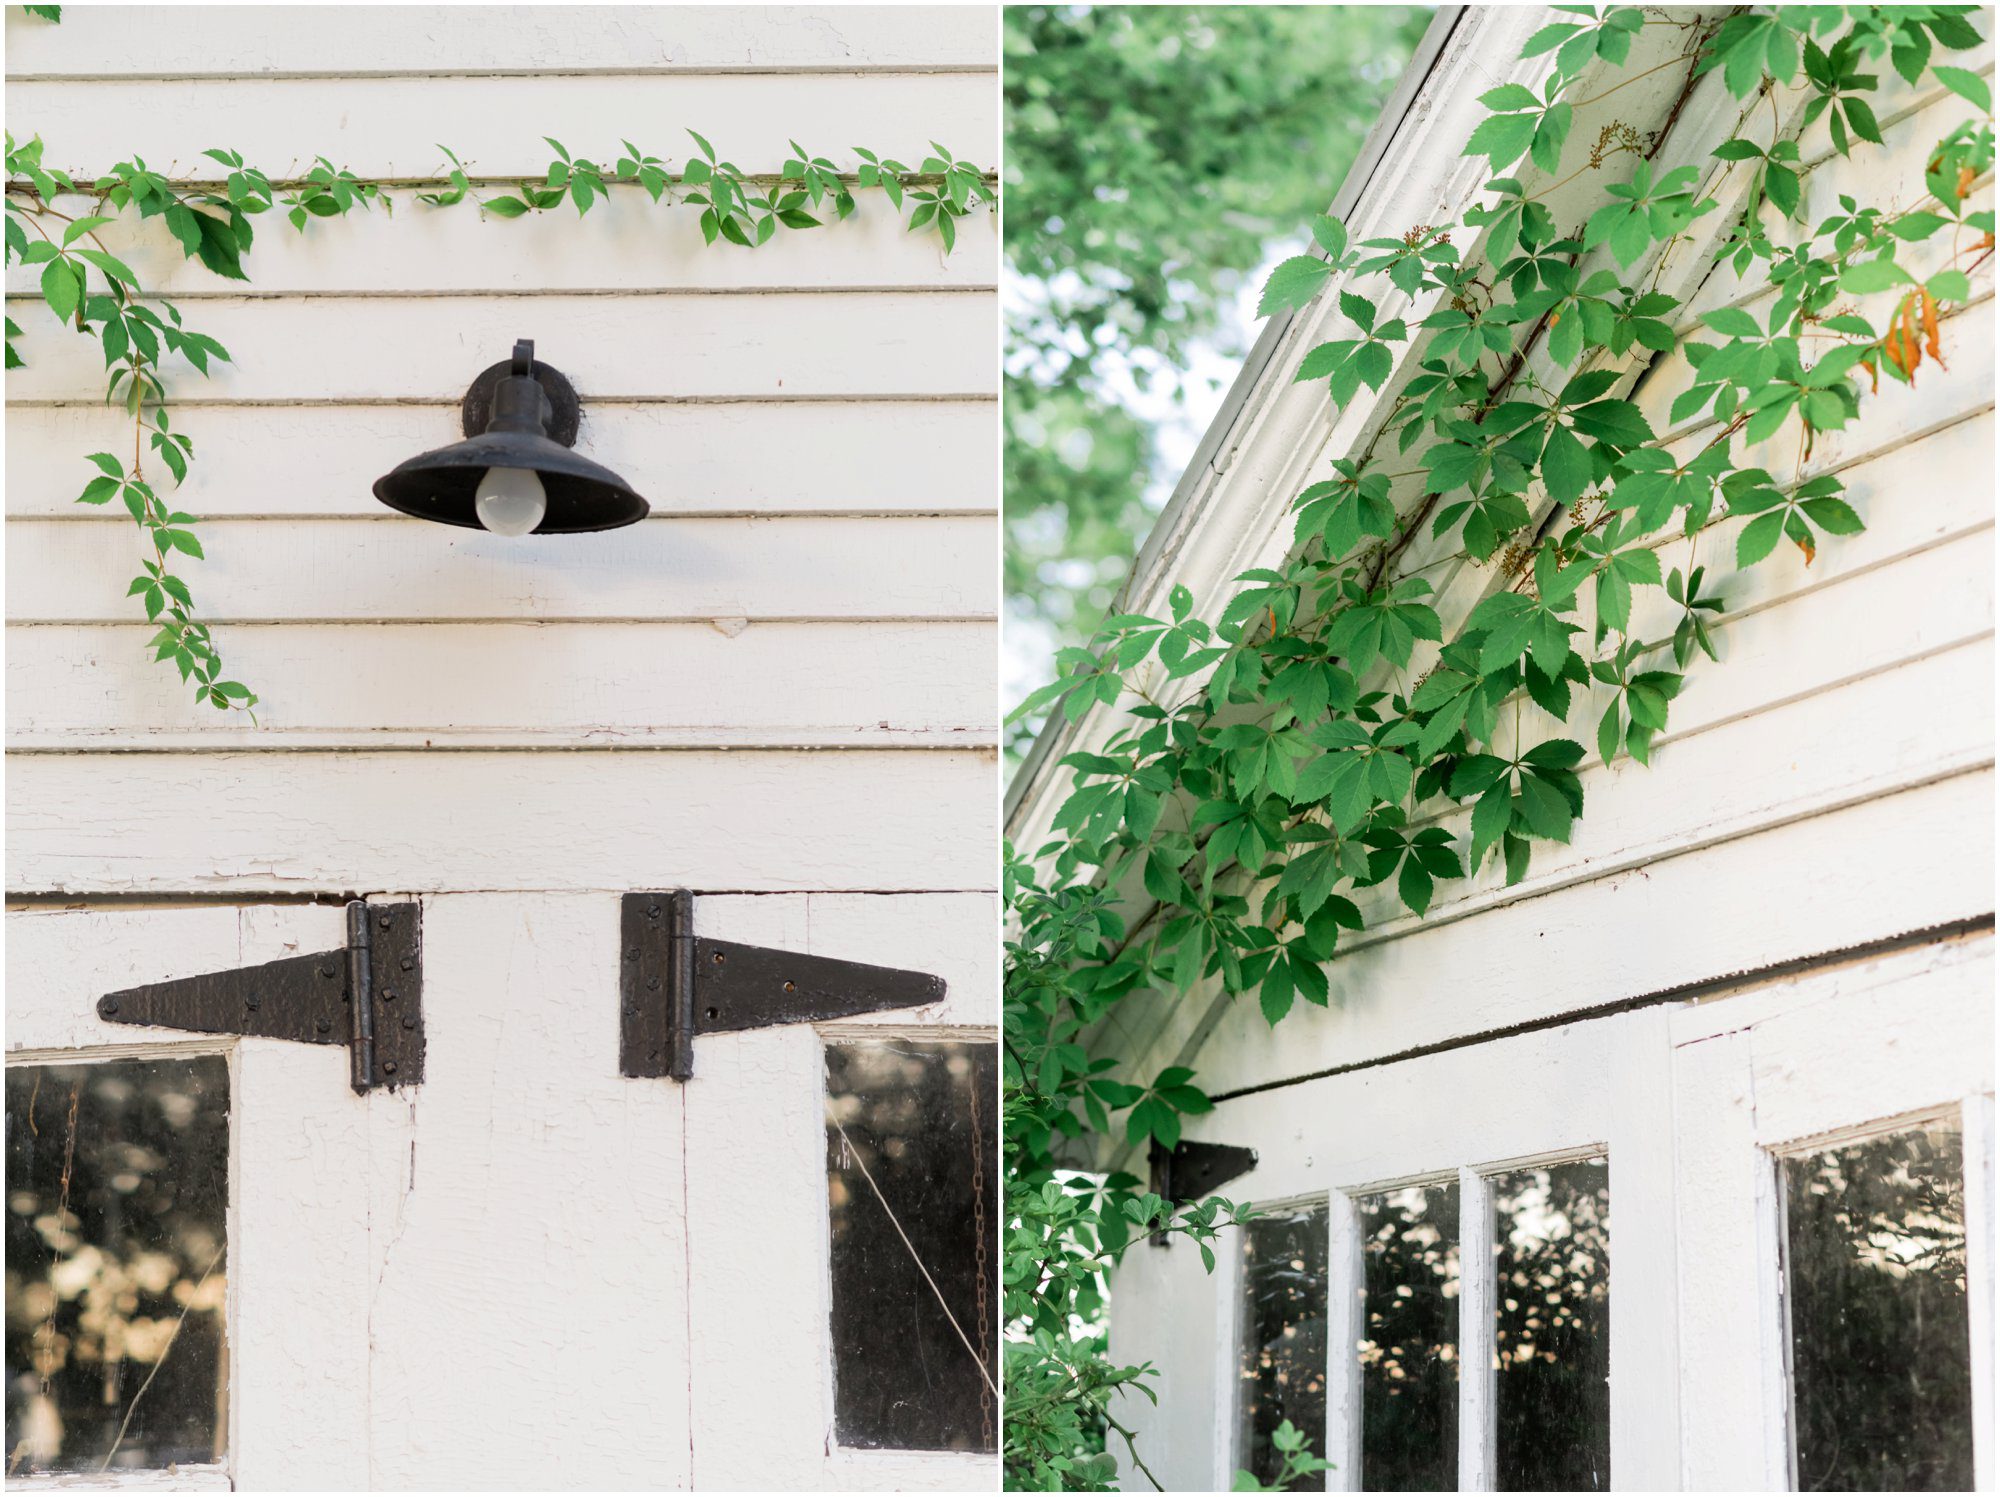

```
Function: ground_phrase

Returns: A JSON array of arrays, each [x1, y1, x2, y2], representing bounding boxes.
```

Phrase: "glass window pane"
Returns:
[[1783, 1120, 1972, 1492], [5, 1056, 230, 1476], [1357, 1182, 1459, 1491], [1492, 1159, 1611, 1491], [1235, 1202, 1330, 1492], [825, 1039, 997, 1453]]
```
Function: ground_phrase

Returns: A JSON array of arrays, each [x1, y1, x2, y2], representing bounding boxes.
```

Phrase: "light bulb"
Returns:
[[474, 467, 547, 536]]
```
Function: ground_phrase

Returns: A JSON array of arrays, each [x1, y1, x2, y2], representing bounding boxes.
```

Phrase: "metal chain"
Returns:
[[969, 1062, 992, 1448]]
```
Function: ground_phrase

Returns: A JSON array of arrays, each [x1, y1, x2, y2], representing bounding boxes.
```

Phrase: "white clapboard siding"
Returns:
[[3, 5, 999, 76], [4, 290, 997, 401], [6, 399, 998, 519], [5, 191, 998, 296], [7, 748, 996, 893], [1680, 73, 1993, 328], [6, 620, 998, 749], [6, 513, 996, 623], [9, 73, 997, 181], [1170, 768, 1993, 1101]]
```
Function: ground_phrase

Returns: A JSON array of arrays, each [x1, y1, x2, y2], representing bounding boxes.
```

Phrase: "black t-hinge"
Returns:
[[96, 900, 424, 1093], [619, 889, 947, 1081], [1148, 1138, 1259, 1248]]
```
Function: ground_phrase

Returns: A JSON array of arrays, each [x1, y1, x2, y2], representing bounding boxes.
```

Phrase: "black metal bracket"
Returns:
[[1148, 1138, 1259, 1248], [96, 901, 424, 1094], [460, 338, 580, 446], [619, 890, 947, 1082]]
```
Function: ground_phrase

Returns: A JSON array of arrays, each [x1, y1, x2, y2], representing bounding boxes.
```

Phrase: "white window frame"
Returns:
[[1202, 1005, 1682, 1492], [1671, 931, 1995, 1491], [5, 902, 376, 1491]]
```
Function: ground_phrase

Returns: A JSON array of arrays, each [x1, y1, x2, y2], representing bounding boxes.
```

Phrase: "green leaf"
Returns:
[[1933, 65, 1991, 113], [1258, 255, 1331, 317], [481, 196, 530, 218], [1839, 257, 1910, 293], [39, 257, 80, 322]]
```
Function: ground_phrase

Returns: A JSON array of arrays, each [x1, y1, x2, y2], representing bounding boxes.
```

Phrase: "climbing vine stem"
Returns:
[[1004, 5, 1990, 1488], [6, 111, 995, 714]]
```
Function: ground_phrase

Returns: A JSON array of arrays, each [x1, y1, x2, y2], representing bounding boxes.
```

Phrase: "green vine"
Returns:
[[6, 110, 995, 715], [1005, 5, 1990, 1488]]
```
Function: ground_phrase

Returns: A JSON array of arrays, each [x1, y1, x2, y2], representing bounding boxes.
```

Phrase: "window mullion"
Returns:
[[1961, 1092, 1995, 1491], [1456, 1166, 1497, 1493], [1326, 1193, 1365, 1492]]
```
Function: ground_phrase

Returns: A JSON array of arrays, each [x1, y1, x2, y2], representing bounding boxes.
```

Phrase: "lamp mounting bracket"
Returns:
[[619, 890, 948, 1082], [95, 901, 424, 1094], [460, 341, 580, 447]]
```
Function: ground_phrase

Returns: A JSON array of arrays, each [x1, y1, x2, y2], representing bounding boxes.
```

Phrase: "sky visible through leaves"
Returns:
[[1003, 5, 1435, 768]]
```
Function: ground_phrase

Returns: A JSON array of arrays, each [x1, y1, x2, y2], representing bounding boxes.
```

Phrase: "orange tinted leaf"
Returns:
[[1920, 288, 1943, 365]]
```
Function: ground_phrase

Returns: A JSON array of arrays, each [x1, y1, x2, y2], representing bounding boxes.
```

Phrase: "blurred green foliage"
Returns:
[[1004, 4, 1434, 744]]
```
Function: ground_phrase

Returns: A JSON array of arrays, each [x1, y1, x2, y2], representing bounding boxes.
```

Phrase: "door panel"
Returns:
[[682, 893, 997, 1491], [6, 902, 371, 1490]]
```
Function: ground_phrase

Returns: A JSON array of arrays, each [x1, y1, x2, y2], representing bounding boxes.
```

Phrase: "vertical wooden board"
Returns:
[[1669, 1027, 1784, 1488], [1606, 1007, 1682, 1492], [1102, 1203, 1229, 1492], [360, 892, 691, 1489], [229, 1038, 373, 1491], [677, 893, 993, 1490]]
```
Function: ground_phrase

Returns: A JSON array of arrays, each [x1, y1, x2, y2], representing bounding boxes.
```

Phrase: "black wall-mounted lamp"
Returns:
[[372, 338, 649, 535]]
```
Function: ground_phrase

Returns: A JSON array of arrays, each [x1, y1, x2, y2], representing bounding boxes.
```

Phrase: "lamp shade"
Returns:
[[371, 340, 649, 534]]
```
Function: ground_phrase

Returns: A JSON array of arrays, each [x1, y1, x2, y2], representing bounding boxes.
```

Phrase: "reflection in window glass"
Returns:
[[825, 1039, 997, 1453], [1357, 1183, 1459, 1491], [1783, 1120, 1972, 1492], [1493, 1159, 1610, 1491], [1235, 1202, 1330, 1492], [5, 1056, 229, 1475]]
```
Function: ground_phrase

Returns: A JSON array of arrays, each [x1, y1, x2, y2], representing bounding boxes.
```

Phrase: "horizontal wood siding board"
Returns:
[[5, 512, 997, 623], [5, 400, 997, 518], [1114, 766, 1994, 1118], [6, 619, 998, 747], [3, 5, 1000, 77], [3, 290, 998, 401], [4, 192, 997, 297], [6, 748, 998, 893], [7, 73, 997, 179]]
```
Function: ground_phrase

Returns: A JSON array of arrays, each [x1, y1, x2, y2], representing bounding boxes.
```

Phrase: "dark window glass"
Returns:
[[1357, 1182, 1459, 1491], [1493, 1159, 1611, 1491], [825, 1039, 996, 1453], [6, 1056, 229, 1475], [1235, 1202, 1330, 1491], [1784, 1121, 1972, 1492]]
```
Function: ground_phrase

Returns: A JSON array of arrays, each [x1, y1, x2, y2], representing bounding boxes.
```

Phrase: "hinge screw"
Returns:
[[713, 951, 726, 964], [382, 1061, 398, 1075], [403, 1016, 417, 1030], [648, 977, 661, 991], [383, 990, 398, 1003], [379, 913, 392, 930], [784, 981, 796, 992], [315, 1018, 332, 1034], [627, 947, 640, 961], [100, 997, 119, 1016], [320, 964, 336, 979], [648, 904, 661, 919], [246, 995, 260, 1011], [400, 957, 413, 972]]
